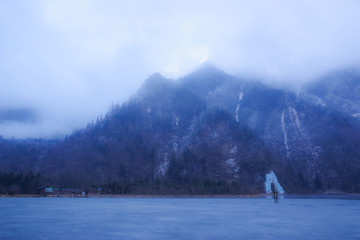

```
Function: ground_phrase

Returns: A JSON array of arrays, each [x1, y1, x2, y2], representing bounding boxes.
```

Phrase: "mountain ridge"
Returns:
[[1, 66, 360, 194]]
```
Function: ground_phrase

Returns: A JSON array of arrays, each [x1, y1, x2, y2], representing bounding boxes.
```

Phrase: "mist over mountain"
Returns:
[[2, 1, 360, 139], [0, 108, 37, 122], [303, 68, 360, 120], [0, 65, 360, 194]]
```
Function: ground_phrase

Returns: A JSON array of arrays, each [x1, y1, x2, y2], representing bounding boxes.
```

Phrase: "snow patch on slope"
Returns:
[[226, 146, 240, 177], [281, 110, 290, 158], [235, 91, 243, 122], [315, 97, 326, 107], [238, 91, 244, 101], [288, 106, 302, 132], [265, 171, 285, 194], [352, 113, 360, 119], [157, 153, 169, 177], [226, 158, 239, 177], [281, 96, 321, 160], [226, 158, 237, 168], [230, 146, 238, 154], [296, 85, 302, 99], [235, 105, 240, 122], [287, 106, 320, 159]]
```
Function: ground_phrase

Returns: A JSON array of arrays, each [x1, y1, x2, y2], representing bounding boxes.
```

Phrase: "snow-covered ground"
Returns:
[[1, 197, 360, 240]]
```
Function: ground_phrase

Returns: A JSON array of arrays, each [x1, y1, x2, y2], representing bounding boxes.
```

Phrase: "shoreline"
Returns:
[[1, 193, 360, 199]]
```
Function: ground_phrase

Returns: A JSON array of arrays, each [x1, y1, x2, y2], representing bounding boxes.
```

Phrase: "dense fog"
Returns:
[[1, 0, 360, 138]]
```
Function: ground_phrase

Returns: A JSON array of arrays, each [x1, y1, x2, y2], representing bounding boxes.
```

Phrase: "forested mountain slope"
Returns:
[[1, 65, 360, 194]]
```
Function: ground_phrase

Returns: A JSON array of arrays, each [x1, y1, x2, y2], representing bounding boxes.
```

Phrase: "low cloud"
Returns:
[[1, 0, 360, 138]]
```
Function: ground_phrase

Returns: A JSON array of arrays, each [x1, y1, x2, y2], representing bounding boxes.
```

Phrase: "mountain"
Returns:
[[303, 68, 360, 120], [1, 65, 360, 194]]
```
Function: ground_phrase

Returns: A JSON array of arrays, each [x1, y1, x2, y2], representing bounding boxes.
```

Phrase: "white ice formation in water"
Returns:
[[265, 171, 285, 194]]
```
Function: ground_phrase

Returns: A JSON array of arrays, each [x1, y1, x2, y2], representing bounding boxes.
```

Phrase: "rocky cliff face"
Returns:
[[1, 65, 360, 194]]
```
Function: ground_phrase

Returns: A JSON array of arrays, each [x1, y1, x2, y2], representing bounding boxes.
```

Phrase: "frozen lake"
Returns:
[[1, 196, 360, 240]]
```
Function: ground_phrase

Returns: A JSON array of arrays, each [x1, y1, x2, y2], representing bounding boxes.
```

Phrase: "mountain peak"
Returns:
[[136, 72, 174, 99], [147, 72, 164, 80], [196, 61, 217, 70], [181, 62, 233, 83], [190, 62, 224, 76], [178, 63, 234, 99], [141, 72, 168, 87]]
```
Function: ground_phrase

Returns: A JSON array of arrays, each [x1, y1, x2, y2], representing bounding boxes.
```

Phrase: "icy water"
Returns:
[[1, 197, 360, 240]]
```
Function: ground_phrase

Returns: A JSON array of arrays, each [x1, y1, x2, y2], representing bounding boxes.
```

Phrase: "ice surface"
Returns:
[[1, 197, 360, 240], [2, 197, 360, 240], [0, 198, 360, 240]]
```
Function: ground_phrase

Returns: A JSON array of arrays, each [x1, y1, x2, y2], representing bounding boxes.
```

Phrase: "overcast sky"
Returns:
[[1, 0, 360, 138]]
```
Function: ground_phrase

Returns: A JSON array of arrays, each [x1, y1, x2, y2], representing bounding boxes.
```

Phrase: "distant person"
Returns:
[[271, 183, 279, 203]]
